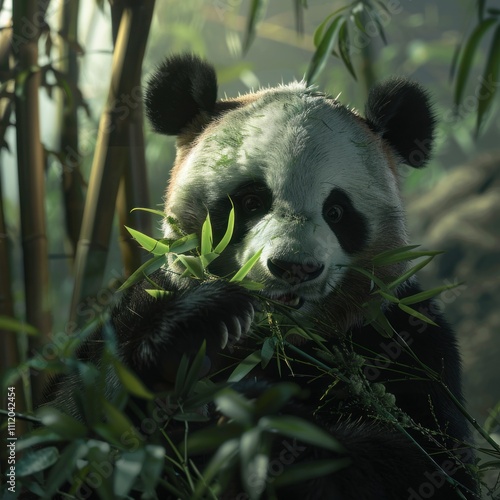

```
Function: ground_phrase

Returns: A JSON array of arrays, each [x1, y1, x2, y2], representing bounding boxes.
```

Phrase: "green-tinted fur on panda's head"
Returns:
[[144, 54, 435, 168]]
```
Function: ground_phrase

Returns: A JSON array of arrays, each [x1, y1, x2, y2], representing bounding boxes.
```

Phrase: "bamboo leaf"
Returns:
[[344, 265, 386, 290], [376, 290, 400, 304], [174, 354, 190, 397], [111, 359, 154, 399], [36, 407, 87, 439], [362, 300, 395, 338], [338, 19, 356, 80], [353, 10, 367, 34], [398, 303, 438, 326], [44, 441, 88, 498], [372, 250, 443, 267], [240, 428, 268, 499], [399, 283, 464, 306], [100, 399, 139, 439], [179, 341, 207, 398], [454, 18, 497, 107], [186, 423, 243, 455], [228, 351, 262, 383], [183, 380, 225, 409], [237, 279, 265, 291], [125, 226, 170, 255], [307, 15, 344, 84], [201, 214, 213, 258], [273, 458, 351, 488], [386, 256, 434, 290], [15, 65, 40, 98], [145, 289, 173, 299], [254, 382, 301, 417], [259, 415, 345, 453], [449, 36, 463, 81], [313, 7, 348, 47], [213, 206, 235, 255], [0, 316, 38, 335], [215, 389, 254, 425], [16, 446, 59, 477], [230, 248, 263, 282], [170, 233, 199, 254], [368, 310, 396, 338], [114, 449, 145, 497], [476, 23, 500, 135], [484, 400, 500, 433], [242, 0, 269, 54], [192, 439, 239, 499], [200, 251, 220, 267], [131, 207, 166, 217], [117, 255, 165, 292], [372, 244, 421, 262], [372, 12, 387, 45], [260, 336, 276, 368], [372, 249, 444, 267], [52, 68, 73, 110], [175, 255, 205, 279], [375, 1, 390, 15]]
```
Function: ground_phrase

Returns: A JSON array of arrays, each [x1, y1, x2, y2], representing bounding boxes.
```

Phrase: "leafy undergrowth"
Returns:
[[1, 209, 499, 499]]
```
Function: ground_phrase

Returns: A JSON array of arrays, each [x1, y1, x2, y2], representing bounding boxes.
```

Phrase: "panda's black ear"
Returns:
[[144, 54, 218, 135], [365, 78, 436, 168]]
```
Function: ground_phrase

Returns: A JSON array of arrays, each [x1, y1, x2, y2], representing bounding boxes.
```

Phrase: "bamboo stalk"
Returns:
[[70, 0, 155, 323], [0, 103, 28, 454], [12, 0, 53, 406], [0, 105, 18, 375], [58, 0, 85, 258], [111, 0, 152, 277], [116, 115, 151, 277]]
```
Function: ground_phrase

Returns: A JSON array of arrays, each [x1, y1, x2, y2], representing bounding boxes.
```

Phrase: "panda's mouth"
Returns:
[[273, 294, 305, 309]]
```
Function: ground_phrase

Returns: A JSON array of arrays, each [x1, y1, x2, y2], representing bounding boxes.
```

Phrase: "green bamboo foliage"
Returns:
[[12, 0, 53, 404], [58, 0, 85, 258], [70, 0, 155, 323]]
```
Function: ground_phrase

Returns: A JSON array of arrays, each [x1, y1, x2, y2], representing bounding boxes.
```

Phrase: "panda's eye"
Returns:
[[326, 205, 343, 223], [241, 194, 264, 214]]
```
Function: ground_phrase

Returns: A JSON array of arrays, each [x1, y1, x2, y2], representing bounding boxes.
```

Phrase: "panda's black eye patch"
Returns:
[[323, 188, 369, 254]]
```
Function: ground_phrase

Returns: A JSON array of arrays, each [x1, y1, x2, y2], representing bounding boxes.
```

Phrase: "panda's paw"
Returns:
[[171, 280, 257, 355]]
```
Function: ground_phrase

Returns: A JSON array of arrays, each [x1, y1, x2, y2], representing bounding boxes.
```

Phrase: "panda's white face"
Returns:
[[164, 83, 407, 313]]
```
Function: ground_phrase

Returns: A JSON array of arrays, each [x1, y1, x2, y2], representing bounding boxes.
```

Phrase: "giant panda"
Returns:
[[49, 54, 479, 499]]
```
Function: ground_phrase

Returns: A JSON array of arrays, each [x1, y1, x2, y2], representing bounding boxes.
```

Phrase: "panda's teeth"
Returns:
[[275, 294, 302, 308]]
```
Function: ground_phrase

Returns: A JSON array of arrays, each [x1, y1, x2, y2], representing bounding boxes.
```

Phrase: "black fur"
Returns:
[[144, 54, 218, 135], [365, 78, 436, 168], [47, 273, 478, 499], [322, 188, 369, 253]]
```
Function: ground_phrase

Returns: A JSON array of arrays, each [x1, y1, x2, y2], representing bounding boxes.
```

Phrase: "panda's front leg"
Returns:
[[111, 274, 256, 390]]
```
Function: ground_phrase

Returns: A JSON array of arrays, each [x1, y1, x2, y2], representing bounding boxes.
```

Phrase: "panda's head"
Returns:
[[145, 55, 435, 325]]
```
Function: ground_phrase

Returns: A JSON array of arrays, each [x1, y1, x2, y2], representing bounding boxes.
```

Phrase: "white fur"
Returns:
[[165, 82, 407, 306]]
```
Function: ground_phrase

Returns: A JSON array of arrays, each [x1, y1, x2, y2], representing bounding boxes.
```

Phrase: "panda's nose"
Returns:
[[267, 259, 324, 284]]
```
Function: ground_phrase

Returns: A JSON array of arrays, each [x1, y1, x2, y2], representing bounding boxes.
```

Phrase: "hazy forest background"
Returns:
[[0, 0, 499, 497]]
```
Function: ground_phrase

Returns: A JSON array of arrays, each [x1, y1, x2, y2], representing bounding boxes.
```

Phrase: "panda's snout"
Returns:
[[267, 258, 324, 285]]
